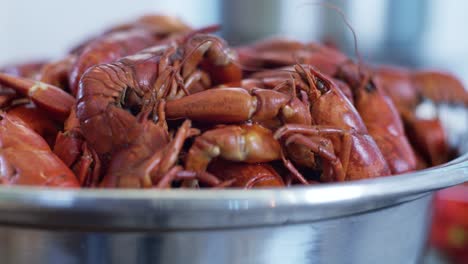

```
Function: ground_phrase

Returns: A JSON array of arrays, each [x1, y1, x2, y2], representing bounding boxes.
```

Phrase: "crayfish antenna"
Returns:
[[322, 2, 363, 73], [294, 2, 364, 74]]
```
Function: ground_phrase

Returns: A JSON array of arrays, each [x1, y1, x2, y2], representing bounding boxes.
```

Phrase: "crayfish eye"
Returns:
[[365, 80, 377, 92], [316, 79, 329, 94]]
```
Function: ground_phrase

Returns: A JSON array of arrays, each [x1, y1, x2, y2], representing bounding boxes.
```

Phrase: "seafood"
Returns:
[[0, 61, 46, 107], [239, 40, 426, 174], [183, 124, 309, 184], [411, 70, 468, 106], [208, 160, 285, 188], [0, 58, 76, 110], [166, 79, 312, 183], [7, 103, 60, 147], [0, 73, 75, 122], [374, 66, 463, 166], [237, 38, 349, 76], [69, 14, 191, 55], [69, 15, 219, 96], [165, 86, 311, 127], [0, 112, 78, 187], [70, 29, 170, 96], [402, 112, 451, 166], [185, 124, 282, 172], [337, 63, 417, 174], [169, 63, 394, 181], [374, 66, 419, 111], [101, 106, 223, 188], [53, 108, 100, 186], [0, 14, 463, 189], [0, 62, 72, 149], [101, 117, 195, 188], [39, 55, 76, 91], [250, 67, 355, 104], [275, 65, 391, 181], [53, 17, 197, 185], [76, 34, 241, 158]]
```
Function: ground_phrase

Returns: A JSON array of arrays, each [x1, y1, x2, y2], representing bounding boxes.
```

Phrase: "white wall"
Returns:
[[420, 0, 468, 85], [0, 0, 219, 64], [1, 0, 467, 86]]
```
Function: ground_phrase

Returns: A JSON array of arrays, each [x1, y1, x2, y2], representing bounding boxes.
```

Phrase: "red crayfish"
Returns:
[[0, 14, 465, 189]]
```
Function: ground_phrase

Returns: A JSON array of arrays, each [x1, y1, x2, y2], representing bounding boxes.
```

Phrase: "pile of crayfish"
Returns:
[[0, 15, 467, 188]]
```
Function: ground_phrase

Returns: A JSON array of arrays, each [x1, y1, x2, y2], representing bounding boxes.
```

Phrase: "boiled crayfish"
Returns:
[[0, 14, 465, 188]]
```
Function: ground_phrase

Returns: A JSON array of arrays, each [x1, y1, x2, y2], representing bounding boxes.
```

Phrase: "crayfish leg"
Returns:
[[280, 150, 308, 185], [285, 134, 345, 182], [153, 120, 195, 180], [0, 73, 74, 122], [156, 167, 226, 189]]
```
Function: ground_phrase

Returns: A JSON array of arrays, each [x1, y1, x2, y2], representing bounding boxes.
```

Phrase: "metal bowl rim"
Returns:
[[0, 152, 465, 230], [0, 153, 466, 206]]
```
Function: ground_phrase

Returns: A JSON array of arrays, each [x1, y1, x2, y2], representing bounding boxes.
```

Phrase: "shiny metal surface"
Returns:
[[0, 153, 466, 230], [0, 194, 432, 264]]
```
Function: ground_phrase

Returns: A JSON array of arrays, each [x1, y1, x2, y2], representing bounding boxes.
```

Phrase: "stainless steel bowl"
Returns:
[[0, 113, 467, 264], [0, 154, 465, 263]]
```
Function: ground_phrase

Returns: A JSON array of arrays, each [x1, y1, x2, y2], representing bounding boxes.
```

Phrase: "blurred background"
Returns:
[[1, 0, 468, 84], [0, 0, 467, 263]]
